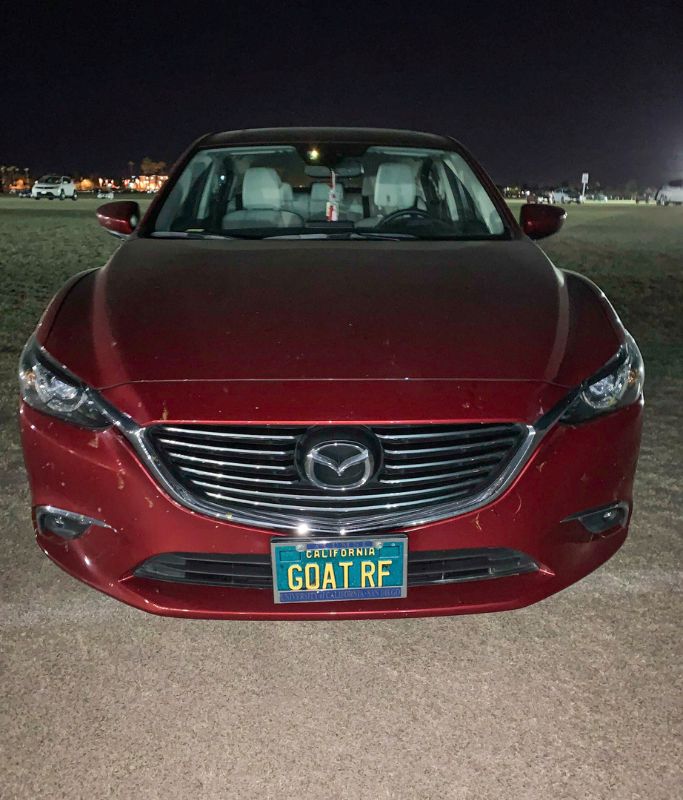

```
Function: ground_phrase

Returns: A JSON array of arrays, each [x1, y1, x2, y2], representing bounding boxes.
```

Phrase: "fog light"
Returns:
[[563, 502, 629, 535], [35, 506, 111, 539]]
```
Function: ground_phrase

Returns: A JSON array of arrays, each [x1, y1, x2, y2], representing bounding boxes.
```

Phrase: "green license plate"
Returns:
[[271, 536, 408, 604]]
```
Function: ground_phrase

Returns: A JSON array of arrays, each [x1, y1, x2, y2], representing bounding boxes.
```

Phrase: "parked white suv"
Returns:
[[655, 179, 683, 205], [31, 175, 78, 200]]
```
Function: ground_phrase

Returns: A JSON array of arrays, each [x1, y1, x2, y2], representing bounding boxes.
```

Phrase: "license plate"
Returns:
[[271, 536, 407, 604]]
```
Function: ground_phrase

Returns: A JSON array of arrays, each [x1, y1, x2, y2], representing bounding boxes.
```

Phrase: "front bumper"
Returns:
[[20, 401, 642, 619]]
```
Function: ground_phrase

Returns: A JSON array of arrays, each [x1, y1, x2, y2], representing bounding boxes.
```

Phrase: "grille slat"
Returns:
[[379, 465, 493, 485], [383, 438, 519, 458], [156, 438, 295, 458], [374, 424, 519, 442], [203, 486, 476, 513], [163, 426, 302, 442], [135, 548, 539, 589], [165, 450, 295, 473], [146, 423, 527, 532], [382, 451, 509, 471], [190, 476, 484, 503], [179, 466, 297, 486]]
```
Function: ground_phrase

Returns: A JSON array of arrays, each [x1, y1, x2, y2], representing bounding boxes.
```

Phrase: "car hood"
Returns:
[[43, 237, 621, 395]]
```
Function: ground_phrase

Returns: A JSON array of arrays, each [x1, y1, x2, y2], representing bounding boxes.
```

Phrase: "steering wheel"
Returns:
[[376, 208, 433, 229]]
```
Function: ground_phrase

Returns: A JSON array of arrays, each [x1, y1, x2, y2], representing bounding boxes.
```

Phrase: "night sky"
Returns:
[[2, 0, 681, 187]]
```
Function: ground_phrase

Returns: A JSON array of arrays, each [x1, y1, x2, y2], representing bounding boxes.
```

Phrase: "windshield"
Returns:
[[152, 144, 506, 240], [38, 175, 61, 185]]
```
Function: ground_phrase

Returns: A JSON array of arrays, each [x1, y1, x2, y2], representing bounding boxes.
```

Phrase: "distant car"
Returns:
[[19, 126, 644, 620], [527, 189, 553, 204], [655, 179, 683, 205], [551, 188, 571, 203], [551, 188, 583, 204], [95, 188, 115, 200], [589, 193, 608, 203], [32, 175, 78, 200]]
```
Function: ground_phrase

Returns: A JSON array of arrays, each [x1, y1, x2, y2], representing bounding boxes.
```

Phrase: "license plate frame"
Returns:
[[271, 535, 408, 604]]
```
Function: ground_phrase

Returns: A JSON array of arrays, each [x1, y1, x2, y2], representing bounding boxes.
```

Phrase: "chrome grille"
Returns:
[[145, 423, 529, 533]]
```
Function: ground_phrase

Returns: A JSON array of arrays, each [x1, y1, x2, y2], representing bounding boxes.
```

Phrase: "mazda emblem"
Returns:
[[304, 441, 374, 490]]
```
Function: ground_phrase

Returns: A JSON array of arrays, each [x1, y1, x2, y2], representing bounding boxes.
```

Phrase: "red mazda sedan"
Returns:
[[19, 128, 643, 619]]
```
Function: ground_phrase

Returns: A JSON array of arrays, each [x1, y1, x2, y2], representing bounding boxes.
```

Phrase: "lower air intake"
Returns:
[[134, 548, 538, 589]]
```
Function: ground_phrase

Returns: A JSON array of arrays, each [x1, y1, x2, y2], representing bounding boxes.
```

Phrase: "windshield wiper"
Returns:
[[346, 232, 419, 240], [149, 231, 263, 240], [264, 232, 419, 241]]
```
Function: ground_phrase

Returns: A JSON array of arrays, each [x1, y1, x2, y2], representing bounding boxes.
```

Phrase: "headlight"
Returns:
[[562, 333, 644, 424], [19, 337, 110, 428]]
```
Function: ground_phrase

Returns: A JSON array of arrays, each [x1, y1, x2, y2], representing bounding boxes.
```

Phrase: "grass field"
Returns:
[[1, 196, 682, 798]]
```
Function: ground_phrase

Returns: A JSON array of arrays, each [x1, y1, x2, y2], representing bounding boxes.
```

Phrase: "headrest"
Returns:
[[242, 167, 282, 209], [280, 182, 294, 207], [374, 163, 416, 210], [310, 182, 344, 201]]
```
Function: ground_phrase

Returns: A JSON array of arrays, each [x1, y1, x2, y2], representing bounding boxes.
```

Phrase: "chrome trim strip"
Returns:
[[162, 426, 300, 441], [179, 466, 296, 485], [165, 450, 293, 471], [156, 437, 294, 456], [382, 452, 508, 470], [375, 425, 517, 441], [382, 438, 518, 456], [379, 466, 492, 485]]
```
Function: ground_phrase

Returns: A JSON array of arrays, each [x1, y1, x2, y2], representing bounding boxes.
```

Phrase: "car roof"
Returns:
[[200, 127, 459, 150]]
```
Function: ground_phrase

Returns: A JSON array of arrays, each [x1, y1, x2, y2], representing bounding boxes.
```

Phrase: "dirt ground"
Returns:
[[1, 198, 681, 799]]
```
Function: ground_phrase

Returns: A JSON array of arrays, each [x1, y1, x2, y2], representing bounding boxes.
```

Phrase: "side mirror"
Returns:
[[519, 203, 566, 240], [96, 201, 140, 237]]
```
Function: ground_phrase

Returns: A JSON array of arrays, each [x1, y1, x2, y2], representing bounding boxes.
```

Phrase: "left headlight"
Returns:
[[562, 332, 644, 424], [19, 337, 110, 429]]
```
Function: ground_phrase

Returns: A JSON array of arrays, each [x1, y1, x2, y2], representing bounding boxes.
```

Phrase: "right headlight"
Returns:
[[561, 332, 644, 424], [19, 336, 111, 429]]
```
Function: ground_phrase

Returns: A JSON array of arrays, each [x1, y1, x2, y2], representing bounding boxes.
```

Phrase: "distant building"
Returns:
[[124, 174, 168, 193]]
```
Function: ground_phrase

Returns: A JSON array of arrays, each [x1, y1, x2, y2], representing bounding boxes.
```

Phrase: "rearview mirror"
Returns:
[[304, 161, 362, 179], [96, 201, 140, 237], [519, 203, 566, 240]]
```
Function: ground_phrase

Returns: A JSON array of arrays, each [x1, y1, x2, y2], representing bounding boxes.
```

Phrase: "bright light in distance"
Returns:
[[307, 148, 320, 161]]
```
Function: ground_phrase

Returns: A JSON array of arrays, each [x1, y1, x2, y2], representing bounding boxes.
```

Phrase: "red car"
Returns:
[[19, 128, 644, 619]]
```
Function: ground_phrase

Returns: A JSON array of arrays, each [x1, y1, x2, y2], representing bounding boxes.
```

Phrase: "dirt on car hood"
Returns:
[[42, 237, 621, 397]]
